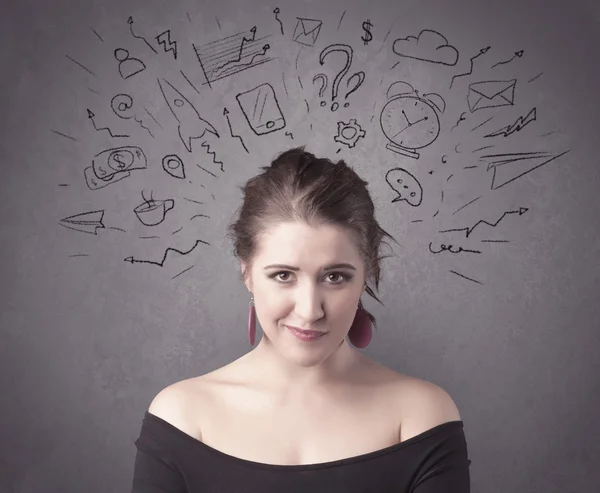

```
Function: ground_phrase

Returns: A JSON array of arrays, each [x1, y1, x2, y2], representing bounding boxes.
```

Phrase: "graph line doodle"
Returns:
[[467, 79, 516, 112], [124, 239, 209, 267], [127, 16, 157, 53], [439, 207, 529, 238], [157, 77, 219, 152], [193, 26, 273, 87], [385, 168, 423, 207], [114, 48, 146, 79], [481, 150, 570, 190], [393, 29, 458, 66], [236, 83, 286, 135], [492, 50, 523, 69], [292, 18, 322, 46], [162, 154, 186, 179], [223, 108, 249, 153], [156, 30, 178, 59], [87, 109, 129, 138], [60, 210, 105, 235], [483, 108, 536, 137], [134, 191, 175, 226], [334, 119, 366, 148], [450, 46, 491, 89]]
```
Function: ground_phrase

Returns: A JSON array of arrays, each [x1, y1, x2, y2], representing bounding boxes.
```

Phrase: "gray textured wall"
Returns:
[[2, 0, 599, 492]]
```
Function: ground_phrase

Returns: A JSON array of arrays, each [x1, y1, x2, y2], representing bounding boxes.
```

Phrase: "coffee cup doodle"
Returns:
[[385, 168, 423, 207], [134, 193, 175, 226]]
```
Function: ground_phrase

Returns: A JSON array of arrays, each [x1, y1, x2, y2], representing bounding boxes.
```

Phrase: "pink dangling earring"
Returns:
[[348, 299, 372, 348], [248, 294, 257, 346]]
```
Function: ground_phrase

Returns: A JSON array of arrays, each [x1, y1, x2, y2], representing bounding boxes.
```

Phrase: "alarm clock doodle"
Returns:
[[380, 81, 446, 159]]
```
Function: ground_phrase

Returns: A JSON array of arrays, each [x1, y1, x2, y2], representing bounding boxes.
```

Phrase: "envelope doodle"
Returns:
[[467, 79, 516, 112], [292, 18, 322, 47]]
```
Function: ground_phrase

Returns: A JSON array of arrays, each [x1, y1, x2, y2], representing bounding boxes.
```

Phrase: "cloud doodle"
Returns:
[[393, 29, 459, 66]]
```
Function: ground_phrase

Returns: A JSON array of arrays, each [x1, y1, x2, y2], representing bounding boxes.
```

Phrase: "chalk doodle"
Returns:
[[157, 77, 219, 152], [124, 239, 209, 267], [492, 50, 523, 69], [292, 17, 322, 46], [273, 8, 284, 35], [200, 141, 224, 171], [429, 243, 482, 254], [223, 108, 249, 153], [313, 74, 328, 107], [236, 83, 286, 135], [60, 210, 105, 235], [110, 93, 155, 138], [114, 48, 146, 79], [92, 146, 147, 180], [85, 167, 130, 190], [380, 81, 445, 159], [65, 54, 97, 77], [451, 112, 467, 131], [87, 109, 129, 138], [361, 19, 373, 46], [480, 150, 571, 190], [439, 207, 529, 238], [134, 191, 175, 226], [385, 168, 423, 207], [467, 79, 516, 112], [162, 154, 186, 179], [483, 108, 536, 137], [450, 46, 491, 89], [392, 29, 459, 66], [156, 30, 178, 59], [334, 119, 366, 148], [127, 16, 157, 53], [318, 44, 365, 111], [193, 26, 274, 87]]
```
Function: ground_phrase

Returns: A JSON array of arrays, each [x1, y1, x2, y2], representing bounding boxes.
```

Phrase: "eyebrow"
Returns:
[[263, 263, 357, 271]]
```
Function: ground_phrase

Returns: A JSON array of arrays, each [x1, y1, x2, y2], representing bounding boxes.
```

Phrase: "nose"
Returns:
[[293, 286, 325, 322]]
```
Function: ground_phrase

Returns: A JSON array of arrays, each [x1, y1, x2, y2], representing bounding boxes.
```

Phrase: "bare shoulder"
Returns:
[[147, 377, 206, 439], [397, 376, 462, 442]]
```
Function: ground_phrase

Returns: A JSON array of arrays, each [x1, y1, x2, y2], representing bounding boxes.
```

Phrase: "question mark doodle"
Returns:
[[318, 44, 365, 111], [312, 74, 328, 107], [343, 72, 365, 107]]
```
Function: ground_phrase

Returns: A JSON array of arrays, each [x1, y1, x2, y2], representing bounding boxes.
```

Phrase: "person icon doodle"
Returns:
[[114, 48, 146, 80]]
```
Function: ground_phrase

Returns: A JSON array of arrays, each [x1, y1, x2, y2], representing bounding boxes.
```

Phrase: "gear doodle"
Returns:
[[334, 119, 366, 148]]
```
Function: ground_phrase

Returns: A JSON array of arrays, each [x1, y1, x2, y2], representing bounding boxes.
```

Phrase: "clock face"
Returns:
[[380, 96, 440, 150]]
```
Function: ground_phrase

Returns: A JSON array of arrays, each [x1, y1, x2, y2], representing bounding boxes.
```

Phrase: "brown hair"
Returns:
[[226, 147, 399, 329]]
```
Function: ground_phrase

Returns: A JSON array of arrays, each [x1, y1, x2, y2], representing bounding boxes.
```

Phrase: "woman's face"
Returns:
[[241, 221, 366, 365]]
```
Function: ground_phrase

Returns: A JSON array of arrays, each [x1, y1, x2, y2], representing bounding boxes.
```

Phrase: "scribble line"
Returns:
[[450, 46, 490, 89], [337, 10, 346, 30], [180, 70, 200, 94], [66, 54, 97, 77], [472, 116, 494, 131], [528, 72, 543, 83], [50, 129, 78, 141], [144, 108, 163, 129], [90, 28, 104, 42], [172, 265, 195, 279]]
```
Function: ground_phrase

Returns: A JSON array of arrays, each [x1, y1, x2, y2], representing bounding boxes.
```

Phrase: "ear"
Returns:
[[240, 260, 252, 292]]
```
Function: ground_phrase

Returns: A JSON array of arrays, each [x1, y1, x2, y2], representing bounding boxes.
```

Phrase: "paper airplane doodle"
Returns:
[[157, 78, 219, 152], [60, 210, 105, 235], [481, 150, 570, 190]]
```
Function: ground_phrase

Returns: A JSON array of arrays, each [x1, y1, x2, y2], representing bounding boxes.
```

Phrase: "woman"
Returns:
[[131, 147, 471, 492]]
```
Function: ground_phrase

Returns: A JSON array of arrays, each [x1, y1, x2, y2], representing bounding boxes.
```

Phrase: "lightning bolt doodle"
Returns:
[[156, 30, 177, 59], [484, 108, 536, 138]]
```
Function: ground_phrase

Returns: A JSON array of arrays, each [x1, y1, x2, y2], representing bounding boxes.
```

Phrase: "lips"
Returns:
[[286, 326, 325, 336]]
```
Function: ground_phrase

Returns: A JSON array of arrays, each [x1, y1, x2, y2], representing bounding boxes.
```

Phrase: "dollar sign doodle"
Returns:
[[361, 19, 373, 45]]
